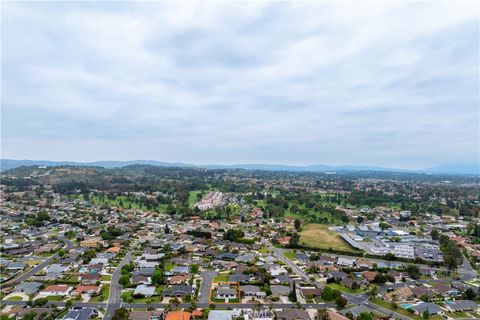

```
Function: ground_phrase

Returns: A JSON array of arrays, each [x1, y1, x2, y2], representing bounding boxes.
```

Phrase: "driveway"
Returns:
[[198, 270, 216, 304]]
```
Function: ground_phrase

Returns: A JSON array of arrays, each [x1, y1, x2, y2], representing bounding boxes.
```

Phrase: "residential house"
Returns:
[[276, 309, 310, 320], [79, 274, 101, 285], [164, 311, 191, 320], [14, 282, 42, 295], [229, 274, 251, 284], [39, 284, 72, 296], [133, 267, 156, 277], [339, 306, 375, 319], [270, 285, 290, 298], [445, 300, 478, 312], [133, 285, 155, 297], [131, 275, 152, 285], [241, 285, 265, 298], [63, 308, 98, 320], [73, 285, 101, 296], [432, 284, 459, 297], [384, 286, 414, 302], [244, 309, 275, 320], [80, 238, 101, 248], [16, 308, 55, 320], [163, 284, 193, 298], [300, 287, 321, 298], [410, 302, 443, 316], [216, 286, 238, 300], [410, 286, 434, 299], [326, 311, 349, 320], [90, 258, 109, 265], [336, 257, 355, 268], [171, 266, 189, 275], [169, 275, 188, 285], [362, 271, 377, 283], [207, 310, 241, 320]]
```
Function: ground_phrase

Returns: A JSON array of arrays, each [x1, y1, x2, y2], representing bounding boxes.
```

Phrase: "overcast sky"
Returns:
[[1, 1, 479, 169]]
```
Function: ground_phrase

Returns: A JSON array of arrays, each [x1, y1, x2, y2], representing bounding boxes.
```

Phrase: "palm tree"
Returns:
[[368, 286, 377, 301]]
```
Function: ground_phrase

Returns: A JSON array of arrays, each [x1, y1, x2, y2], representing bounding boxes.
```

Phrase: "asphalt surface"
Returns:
[[199, 270, 216, 304], [104, 252, 133, 320]]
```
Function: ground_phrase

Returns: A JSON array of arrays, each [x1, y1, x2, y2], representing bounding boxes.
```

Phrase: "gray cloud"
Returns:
[[1, 1, 479, 168]]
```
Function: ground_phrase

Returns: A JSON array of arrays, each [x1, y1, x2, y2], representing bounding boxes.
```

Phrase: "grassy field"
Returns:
[[6, 296, 23, 301], [283, 250, 296, 260], [188, 191, 202, 207], [90, 284, 110, 302], [213, 272, 230, 283], [69, 194, 168, 212], [328, 283, 365, 294], [299, 224, 359, 253], [258, 247, 270, 254], [101, 275, 112, 281], [164, 261, 175, 272]]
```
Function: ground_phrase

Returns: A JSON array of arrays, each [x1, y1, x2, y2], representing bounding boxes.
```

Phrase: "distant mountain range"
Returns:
[[1, 159, 478, 175]]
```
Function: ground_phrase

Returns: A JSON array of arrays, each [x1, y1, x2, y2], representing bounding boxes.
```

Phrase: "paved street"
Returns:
[[199, 270, 216, 304], [104, 252, 133, 320]]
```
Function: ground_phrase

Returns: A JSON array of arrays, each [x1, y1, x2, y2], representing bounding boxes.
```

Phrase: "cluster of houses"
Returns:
[[1, 173, 480, 320]]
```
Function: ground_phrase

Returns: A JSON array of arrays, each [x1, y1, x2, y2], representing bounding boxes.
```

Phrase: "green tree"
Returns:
[[288, 281, 297, 302], [289, 233, 300, 248], [374, 273, 387, 284], [321, 286, 333, 301], [152, 268, 164, 285], [422, 310, 430, 320], [464, 288, 477, 300], [368, 286, 377, 301], [335, 295, 347, 308], [118, 274, 130, 286], [65, 299, 73, 309], [190, 264, 199, 274], [357, 312, 373, 320], [294, 219, 301, 231], [21, 312, 37, 320], [112, 308, 129, 320]]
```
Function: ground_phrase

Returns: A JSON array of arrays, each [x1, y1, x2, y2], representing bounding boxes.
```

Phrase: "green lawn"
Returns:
[[70, 194, 168, 212], [258, 247, 270, 254], [299, 224, 360, 253], [444, 311, 471, 319], [6, 296, 23, 301], [328, 283, 365, 294], [188, 191, 202, 207], [164, 261, 175, 272], [90, 284, 110, 302], [45, 295, 64, 301], [214, 273, 230, 283], [101, 275, 112, 281], [283, 250, 296, 260]]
